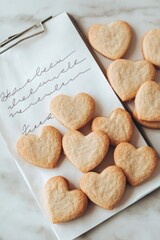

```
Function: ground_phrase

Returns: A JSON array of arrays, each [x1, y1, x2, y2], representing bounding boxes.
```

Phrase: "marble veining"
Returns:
[[0, 0, 160, 240]]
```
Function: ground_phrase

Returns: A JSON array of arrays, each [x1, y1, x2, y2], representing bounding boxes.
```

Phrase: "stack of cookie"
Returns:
[[16, 92, 158, 223], [89, 20, 160, 129]]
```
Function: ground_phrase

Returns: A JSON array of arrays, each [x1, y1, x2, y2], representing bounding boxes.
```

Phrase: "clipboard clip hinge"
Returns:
[[0, 16, 52, 54]]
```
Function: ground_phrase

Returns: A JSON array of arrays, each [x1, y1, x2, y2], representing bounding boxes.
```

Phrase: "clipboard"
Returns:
[[0, 16, 52, 54], [0, 12, 159, 240]]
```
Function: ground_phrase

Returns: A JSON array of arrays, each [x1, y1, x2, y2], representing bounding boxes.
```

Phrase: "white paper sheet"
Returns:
[[0, 12, 160, 240]]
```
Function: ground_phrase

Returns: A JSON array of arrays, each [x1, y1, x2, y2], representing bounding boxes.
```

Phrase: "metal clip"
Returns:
[[0, 16, 52, 54]]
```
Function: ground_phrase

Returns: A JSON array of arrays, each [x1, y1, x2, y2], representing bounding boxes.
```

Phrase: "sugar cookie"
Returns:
[[135, 81, 160, 121], [80, 166, 126, 210], [16, 126, 62, 168], [142, 29, 160, 68], [114, 142, 158, 186], [63, 130, 109, 172], [50, 93, 95, 130], [45, 176, 88, 223], [107, 59, 155, 101], [92, 108, 133, 146], [133, 109, 160, 129], [88, 21, 132, 60]]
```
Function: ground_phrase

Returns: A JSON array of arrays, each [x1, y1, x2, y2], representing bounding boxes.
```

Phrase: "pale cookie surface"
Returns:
[[133, 109, 160, 129], [135, 81, 160, 121], [114, 142, 158, 186], [16, 126, 62, 168], [62, 130, 109, 172], [80, 166, 126, 210], [142, 29, 160, 68], [88, 21, 132, 60], [92, 108, 133, 146], [45, 176, 88, 223], [50, 93, 95, 130], [107, 59, 155, 101]]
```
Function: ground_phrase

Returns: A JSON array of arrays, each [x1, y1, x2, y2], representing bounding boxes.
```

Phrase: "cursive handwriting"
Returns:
[[9, 68, 91, 118], [22, 113, 54, 135], [0, 50, 76, 103], [8, 57, 86, 110]]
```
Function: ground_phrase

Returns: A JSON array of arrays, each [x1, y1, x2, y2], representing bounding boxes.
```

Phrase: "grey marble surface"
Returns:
[[0, 0, 160, 239]]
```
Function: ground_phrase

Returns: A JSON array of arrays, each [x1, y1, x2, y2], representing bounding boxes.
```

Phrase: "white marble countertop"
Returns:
[[0, 0, 160, 239]]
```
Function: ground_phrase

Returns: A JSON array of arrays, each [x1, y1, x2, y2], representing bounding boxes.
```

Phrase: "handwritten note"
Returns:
[[0, 50, 91, 135]]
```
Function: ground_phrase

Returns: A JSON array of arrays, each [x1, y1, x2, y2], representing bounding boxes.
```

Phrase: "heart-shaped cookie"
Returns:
[[62, 130, 109, 172], [133, 109, 160, 129], [88, 21, 132, 60], [92, 108, 133, 146], [142, 29, 160, 68], [16, 126, 62, 168], [80, 166, 126, 210], [114, 142, 158, 186], [45, 176, 88, 223], [107, 59, 155, 101], [135, 81, 160, 121], [50, 93, 95, 130]]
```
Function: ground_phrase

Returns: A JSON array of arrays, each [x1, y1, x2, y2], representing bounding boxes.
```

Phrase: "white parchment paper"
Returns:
[[0, 13, 159, 240]]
